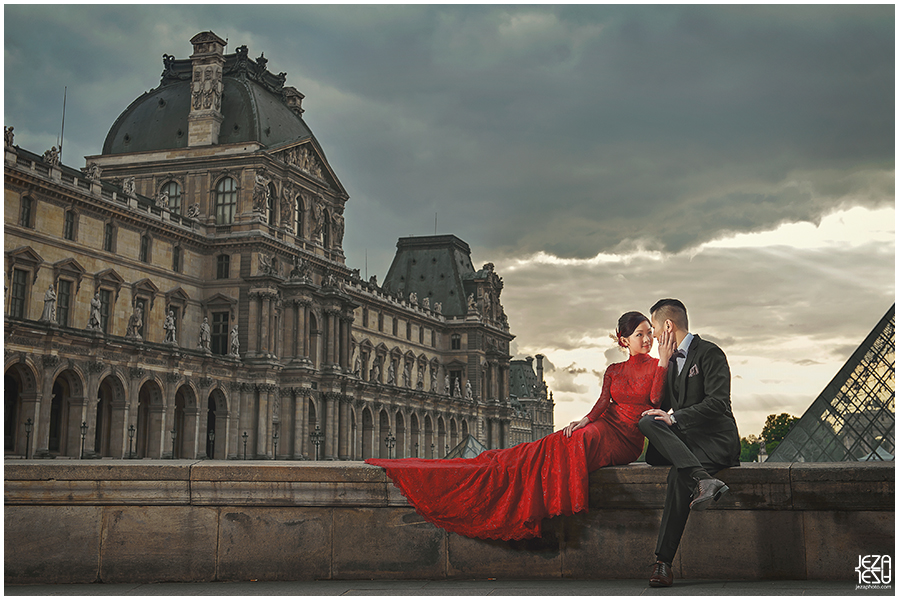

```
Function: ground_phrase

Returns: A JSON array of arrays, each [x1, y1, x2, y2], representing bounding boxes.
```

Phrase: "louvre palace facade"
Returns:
[[4, 31, 554, 461]]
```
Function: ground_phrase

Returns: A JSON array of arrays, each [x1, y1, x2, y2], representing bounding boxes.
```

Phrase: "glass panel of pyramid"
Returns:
[[767, 305, 895, 462]]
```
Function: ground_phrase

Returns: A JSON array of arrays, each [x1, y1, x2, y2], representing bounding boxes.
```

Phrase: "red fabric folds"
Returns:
[[366, 353, 666, 540]]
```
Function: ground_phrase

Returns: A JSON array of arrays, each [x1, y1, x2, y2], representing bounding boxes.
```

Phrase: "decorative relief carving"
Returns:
[[41, 355, 60, 367], [129, 367, 145, 380], [198, 377, 214, 389], [88, 361, 106, 374], [165, 372, 182, 383]]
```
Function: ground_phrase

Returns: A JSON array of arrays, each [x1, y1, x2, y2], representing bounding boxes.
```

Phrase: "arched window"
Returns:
[[161, 181, 182, 215], [215, 177, 237, 225], [296, 195, 304, 238]]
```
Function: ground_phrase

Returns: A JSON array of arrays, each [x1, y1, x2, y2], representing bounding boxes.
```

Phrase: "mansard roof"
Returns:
[[381, 235, 477, 318], [102, 42, 314, 155]]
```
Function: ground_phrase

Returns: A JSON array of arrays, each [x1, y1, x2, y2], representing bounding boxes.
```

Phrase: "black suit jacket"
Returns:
[[646, 334, 741, 468]]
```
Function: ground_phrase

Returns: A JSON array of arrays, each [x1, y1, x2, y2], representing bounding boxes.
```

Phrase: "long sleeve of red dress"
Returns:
[[366, 353, 667, 540]]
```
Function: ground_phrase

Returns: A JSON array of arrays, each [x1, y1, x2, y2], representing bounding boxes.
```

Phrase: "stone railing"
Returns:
[[4, 460, 893, 584]]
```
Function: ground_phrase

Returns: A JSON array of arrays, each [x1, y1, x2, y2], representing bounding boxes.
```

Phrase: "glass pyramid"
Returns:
[[767, 305, 895, 462], [444, 434, 488, 459]]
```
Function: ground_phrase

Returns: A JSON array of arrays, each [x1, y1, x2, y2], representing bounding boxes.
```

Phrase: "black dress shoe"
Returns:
[[649, 560, 673, 587], [690, 477, 729, 511]]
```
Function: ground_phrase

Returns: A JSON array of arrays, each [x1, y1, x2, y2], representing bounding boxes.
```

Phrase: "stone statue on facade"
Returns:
[[387, 362, 395, 386], [409, 292, 417, 306], [83, 163, 102, 182], [453, 378, 462, 398], [155, 189, 169, 208], [259, 253, 278, 277], [126, 305, 143, 339], [198, 317, 211, 351], [434, 301, 442, 315], [40, 284, 57, 323], [230, 324, 240, 357], [465, 380, 473, 400], [430, 365, 438, 393], [371, 360, 381, 383], [253, 170, 270, 213], [87, 291, 102, 330], [312, 202, 325, 242], [42, 146, 60, 166], [402, 363, 411, 388], [417, 365, 425, 391], [332, 213, 344, 247], [368, 275, 378, 288], [164, 310, 177, 344], [290, 255, 311, 281], [422, 297, 430, 310], [187, 203, 201, 218], [444, 374, 450, 396], [4, 126, 13, 147], [467, 293, 477, 312], [122, 176, 136, 198]]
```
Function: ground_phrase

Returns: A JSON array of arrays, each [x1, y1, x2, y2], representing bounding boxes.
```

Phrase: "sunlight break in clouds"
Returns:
[[502, 205, 894, 438]]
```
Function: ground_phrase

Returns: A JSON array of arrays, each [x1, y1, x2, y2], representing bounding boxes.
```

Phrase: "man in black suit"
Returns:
[[638, 298, 741, 587]]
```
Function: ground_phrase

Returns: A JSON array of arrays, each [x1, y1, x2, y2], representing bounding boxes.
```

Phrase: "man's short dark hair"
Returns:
[[650, 298, 689, 331]]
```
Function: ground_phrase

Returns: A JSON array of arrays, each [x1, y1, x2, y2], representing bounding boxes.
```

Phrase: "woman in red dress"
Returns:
[[366, 311, 676, 541]]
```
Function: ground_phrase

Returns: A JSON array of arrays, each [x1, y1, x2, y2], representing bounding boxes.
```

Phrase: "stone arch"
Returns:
[[135, 378, 165, 458], [308, 395, 323, 460], [173, 383, 198, 459], [437, 415, 447, 458], [95, 372, 127, 457], [49, 367, 87, 457], [5, 359, 39, 456], [361, 405, 375, 460], [424, 413, 435, 459], [410, 412, 421, 458], [378, 408, 391, 459], [394, 409, 406, 459], [462, 418, 470, 439], [205, 387, 228, 459]]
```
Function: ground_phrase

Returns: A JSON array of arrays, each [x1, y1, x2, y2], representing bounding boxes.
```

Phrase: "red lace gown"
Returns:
[[366, 353, 667, 540]]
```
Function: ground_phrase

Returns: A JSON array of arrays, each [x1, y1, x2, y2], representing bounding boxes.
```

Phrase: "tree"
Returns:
[[761, 413, 800, 445], [740, 435, 760, 462]]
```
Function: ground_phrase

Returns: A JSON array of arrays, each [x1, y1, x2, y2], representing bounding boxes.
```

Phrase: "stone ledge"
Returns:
[[5, 460, 893, 510], [4, 460, 894, 584]]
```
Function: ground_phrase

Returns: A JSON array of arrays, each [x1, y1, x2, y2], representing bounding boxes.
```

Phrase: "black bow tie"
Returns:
[[670, 349, 686, 362]]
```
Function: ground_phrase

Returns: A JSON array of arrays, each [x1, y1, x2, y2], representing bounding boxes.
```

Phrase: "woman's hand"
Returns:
[[563, 416, 590, 438], [657, 328, 676, 367]]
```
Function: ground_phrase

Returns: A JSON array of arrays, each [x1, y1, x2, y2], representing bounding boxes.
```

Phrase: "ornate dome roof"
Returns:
[[102, 44, 311, 155]]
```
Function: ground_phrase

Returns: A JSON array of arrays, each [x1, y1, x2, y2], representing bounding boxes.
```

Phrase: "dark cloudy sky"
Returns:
[[5, 5, 894, 437]]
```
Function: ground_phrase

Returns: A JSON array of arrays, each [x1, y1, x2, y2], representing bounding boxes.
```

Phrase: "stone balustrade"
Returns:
[[4, 460, 893, 584]]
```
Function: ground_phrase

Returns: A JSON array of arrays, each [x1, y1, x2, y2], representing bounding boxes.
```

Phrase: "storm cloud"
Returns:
[[5, 5, 894, 435]]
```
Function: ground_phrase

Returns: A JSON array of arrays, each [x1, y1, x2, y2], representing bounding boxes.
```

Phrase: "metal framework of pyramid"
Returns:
[[767, 305, 895, 462], [444, 434, 488, 459]]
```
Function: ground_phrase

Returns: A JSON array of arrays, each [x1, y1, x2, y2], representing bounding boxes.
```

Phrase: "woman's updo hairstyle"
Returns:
[[614, 311, 650, 348]]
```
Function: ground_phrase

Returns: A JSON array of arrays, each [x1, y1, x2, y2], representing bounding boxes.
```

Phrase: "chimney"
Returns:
[[283, 86, 305, 116], [535, 354, 545, 384], [187, 31, 226, 147]]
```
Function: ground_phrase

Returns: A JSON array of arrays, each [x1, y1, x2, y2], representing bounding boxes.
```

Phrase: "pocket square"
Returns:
[[688, 364, 700, 377]]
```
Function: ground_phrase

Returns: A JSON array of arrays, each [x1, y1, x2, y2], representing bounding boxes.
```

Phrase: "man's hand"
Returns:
[[641, 408, 674, 426]]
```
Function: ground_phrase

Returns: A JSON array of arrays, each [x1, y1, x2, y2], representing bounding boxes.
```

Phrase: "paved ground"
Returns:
[[4, 579, 893, 596]]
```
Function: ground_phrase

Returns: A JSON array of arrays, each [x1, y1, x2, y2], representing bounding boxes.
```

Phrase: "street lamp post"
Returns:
[[415, 442, 419, 458], [24, 418, 33, 459], [273, 430, 279, 460], [385, 430, 396, 459], [127, 424, 135, 459], [242, 431, 249, 460], [309, 425, 324, 461], [80, 421, 88, 460], [431, 443, 435, 459], [446, 444, 449, 456], [170, 429, 177, 460]]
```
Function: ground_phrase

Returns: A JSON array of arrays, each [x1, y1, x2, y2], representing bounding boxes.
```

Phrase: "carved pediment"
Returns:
[[270, 140, 346, 197], [6, 246, 44, 284], [53, 258, 87, 294], [130, 277, 159, 308], [97, 268, 126, 300], [203, 293, 238, 320], [165, 286, 191, 307]]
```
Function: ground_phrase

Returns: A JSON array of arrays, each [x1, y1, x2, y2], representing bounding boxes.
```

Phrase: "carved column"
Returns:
[[324, 393, 336, 460], [338, 397, 351, 460], [302, 303, 311, 360], [248, 291, 260, 355], [256, 384, 270, 458], [293, 388, 306, 459]]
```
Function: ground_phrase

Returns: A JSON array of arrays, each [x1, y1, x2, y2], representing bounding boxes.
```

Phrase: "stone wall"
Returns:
[[4, 460, 893, 584]]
